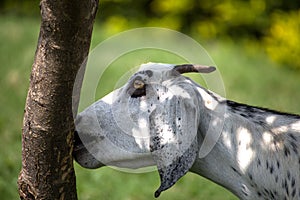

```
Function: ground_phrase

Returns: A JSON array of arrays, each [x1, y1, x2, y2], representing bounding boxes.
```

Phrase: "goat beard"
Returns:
[[151, 138, 199, 198]]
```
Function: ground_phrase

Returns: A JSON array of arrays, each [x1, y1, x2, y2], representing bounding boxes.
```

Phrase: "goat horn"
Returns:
[[173, 64, 216, 74]]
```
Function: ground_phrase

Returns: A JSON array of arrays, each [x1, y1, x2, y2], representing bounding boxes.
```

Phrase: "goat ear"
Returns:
[[149, 97, 199, 198]]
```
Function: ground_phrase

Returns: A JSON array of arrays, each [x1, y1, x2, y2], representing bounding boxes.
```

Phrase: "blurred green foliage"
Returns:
[[263, 10, 300, 70], [1, 0, 299, 69]]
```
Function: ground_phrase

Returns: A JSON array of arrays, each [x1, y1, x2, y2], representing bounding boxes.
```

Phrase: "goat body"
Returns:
[[74, 63, 300, 199]]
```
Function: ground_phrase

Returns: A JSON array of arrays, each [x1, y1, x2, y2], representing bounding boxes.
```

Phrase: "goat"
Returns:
[[74, 62, 300, 199]]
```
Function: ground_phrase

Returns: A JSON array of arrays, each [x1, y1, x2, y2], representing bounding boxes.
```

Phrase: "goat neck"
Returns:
[[192, 86, 300, 200]]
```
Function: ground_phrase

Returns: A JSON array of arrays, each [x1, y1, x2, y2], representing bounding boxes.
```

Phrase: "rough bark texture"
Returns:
[[18, 0, 99, 199]]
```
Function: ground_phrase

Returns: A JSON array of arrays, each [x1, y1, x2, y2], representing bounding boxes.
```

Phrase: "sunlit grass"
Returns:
[[1, 15, 299, 200]]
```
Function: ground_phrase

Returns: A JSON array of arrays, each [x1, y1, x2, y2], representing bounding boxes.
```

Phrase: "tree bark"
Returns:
[[18, 0, 99, 199]]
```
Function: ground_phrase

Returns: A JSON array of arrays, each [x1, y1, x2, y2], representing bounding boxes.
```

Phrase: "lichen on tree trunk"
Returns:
[[18, 1, 99, 199]]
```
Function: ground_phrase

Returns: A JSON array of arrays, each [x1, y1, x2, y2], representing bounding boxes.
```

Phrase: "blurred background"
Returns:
[[0, 0, 299, 199]]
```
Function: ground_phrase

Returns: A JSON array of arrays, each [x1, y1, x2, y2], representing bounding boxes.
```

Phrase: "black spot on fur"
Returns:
[[291, 177, 296, 188], [264, 188, 270, 195], [257, 158, 261, 166], [284, 145, 291, 157], [266, 160, 269, 169], [270, 191, 275, 199], [150, 135, 162, 151], [257, 191, 262, 197], [284, 179, 289, 195], [289, 133, 297, 141], [286, 186, 289, 196], [287, 170, 291, 181], [248, 173, 253, 181], [290, 141, 298, 154], [270, 165, 274, 174], [145, 70, 153, 77], [231, 166, 241, 176], [292, 188, 296, 197]]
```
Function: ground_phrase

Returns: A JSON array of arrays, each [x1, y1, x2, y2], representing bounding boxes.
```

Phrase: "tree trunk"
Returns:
[[18, 0, 99, 199]]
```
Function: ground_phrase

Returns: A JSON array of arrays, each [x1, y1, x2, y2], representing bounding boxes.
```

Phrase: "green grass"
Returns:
[[1, 15, 300, 200]]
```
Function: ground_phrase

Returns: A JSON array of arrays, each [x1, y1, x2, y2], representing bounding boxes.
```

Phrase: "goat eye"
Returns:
[[131, 79, 146, 98], [133, 79, 145, 89]]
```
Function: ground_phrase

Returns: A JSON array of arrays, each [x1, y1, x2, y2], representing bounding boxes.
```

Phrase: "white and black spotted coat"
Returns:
[[74, 63, 300, 199]]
